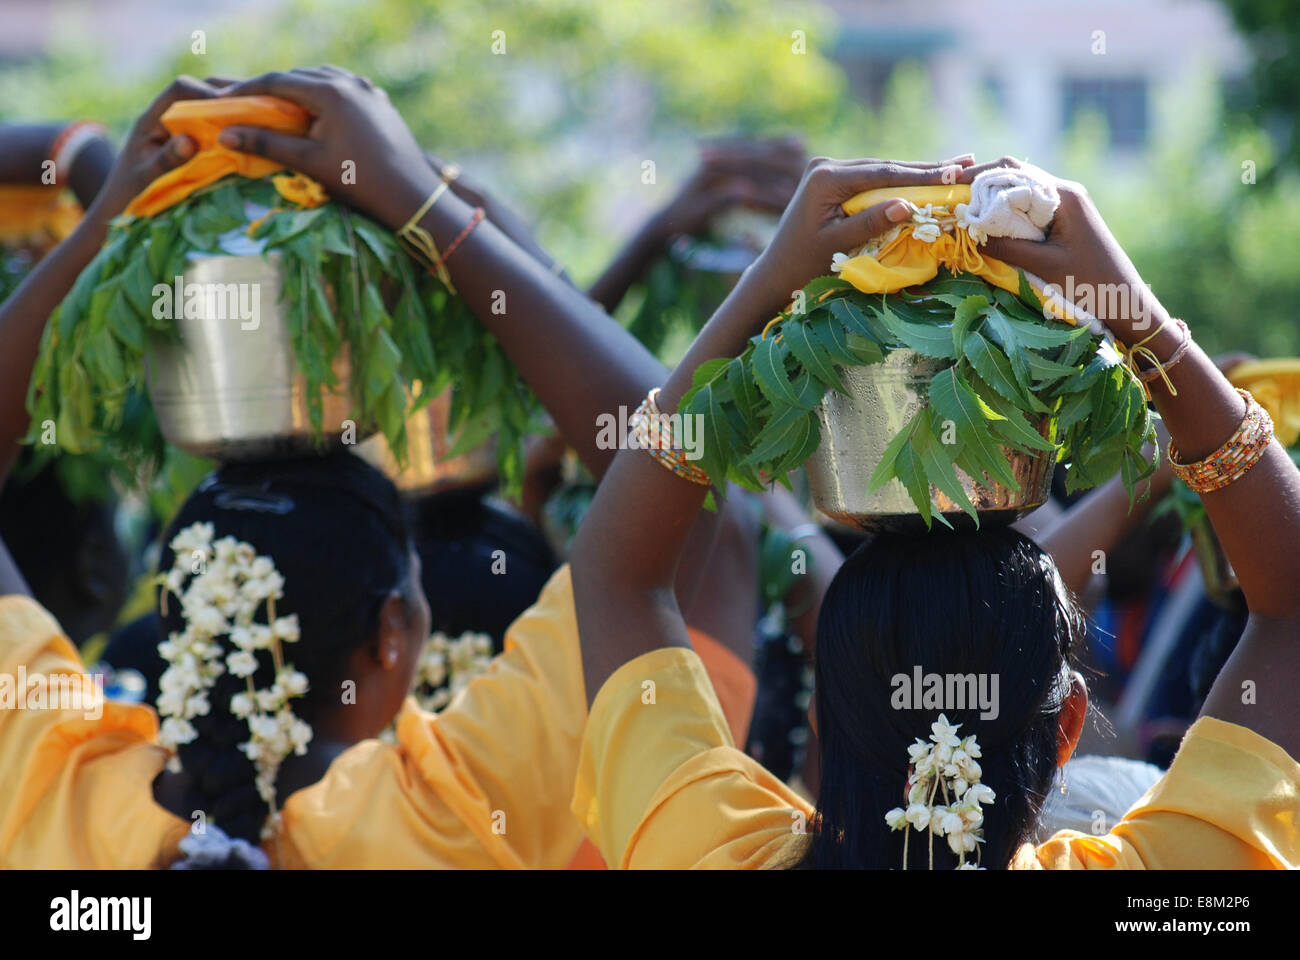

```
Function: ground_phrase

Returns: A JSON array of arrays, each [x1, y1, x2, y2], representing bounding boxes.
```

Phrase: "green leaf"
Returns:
[[122, 257, 158, 322], [963, 331, 1032, 409], [951, 295, 989, 355], [987, 302, 1086, 351], [878, 300, 957, 359], [913, 408, 976, 525], [968, 373, 1057, 453], [844, 332, 884, 365], [744, 404, 815, 468], [684, 378, 736, 489], [107, 289, 145, 355], [691, 356, 731, 388], [774, 411, 821, 475], [751, 336, 814, 410], [829, 297, 888, 343], [1023, 350, 1081, 385], [894, 431, 938, 527], [785, 319, 846, 393], [927, 365, 1020, 491], [727, 356, 762, 432], [867, 407, 924, 495]]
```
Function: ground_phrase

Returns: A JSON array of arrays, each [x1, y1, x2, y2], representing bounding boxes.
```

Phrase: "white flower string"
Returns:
[[412, 630, 493, 713], [831, 200, 988, 269], [378, 630, 494, 745], [884, 714, 996, 870], [155, 521, 311, 841]]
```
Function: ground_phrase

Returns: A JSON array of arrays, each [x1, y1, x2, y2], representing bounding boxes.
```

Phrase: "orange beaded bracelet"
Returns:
[[1169, 388, 1274, 494], [629, 388, 711, 486]]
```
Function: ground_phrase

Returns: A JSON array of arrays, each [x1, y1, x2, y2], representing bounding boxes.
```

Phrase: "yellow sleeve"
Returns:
[[280, 564, 588, 868], [1034, 717, 1300, 869], [572, 646, 813, 869], [0, 595, 188, 868]]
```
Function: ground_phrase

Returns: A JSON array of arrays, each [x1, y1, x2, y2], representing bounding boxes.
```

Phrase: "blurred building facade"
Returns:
[[825, 0, 1247, 164]]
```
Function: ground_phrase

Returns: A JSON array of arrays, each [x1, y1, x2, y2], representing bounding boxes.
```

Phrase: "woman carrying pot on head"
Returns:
[[0, 69, 755, 868], [566, 154, 1300, 869]]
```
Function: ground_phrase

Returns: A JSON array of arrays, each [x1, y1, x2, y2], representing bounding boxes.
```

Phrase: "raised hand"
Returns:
[[653, 136, 807, 240], [740, 154, 974, 323], [87, 76, 227, 225], [960, 156, 1167, 341], [217, 66, 438, 230]]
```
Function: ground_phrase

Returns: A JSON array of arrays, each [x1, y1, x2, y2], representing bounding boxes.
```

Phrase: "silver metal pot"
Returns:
[[146, 253, 367, 461], [804, 349, 1056, 531]]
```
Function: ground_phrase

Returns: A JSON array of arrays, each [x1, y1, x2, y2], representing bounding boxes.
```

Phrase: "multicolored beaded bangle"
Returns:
[[1169, 388, 1274, 494], [629, 388, 711, 486]]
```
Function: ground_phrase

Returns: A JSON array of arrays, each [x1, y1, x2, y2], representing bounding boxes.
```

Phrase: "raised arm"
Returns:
[[1030, 423, 1173, 602], [973, 159, 1300, 757], [567, 156, 973, 705], [217, 67, 755, 619], [587, 137, 804, 314], [0, 122, 114, 211], [0, 79, 222, 483], [221, 67, 673, 483]]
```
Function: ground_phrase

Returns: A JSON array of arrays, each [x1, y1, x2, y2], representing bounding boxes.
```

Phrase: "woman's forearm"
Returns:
[[586, 216, 668, 314], [416, 191, 668, 481], [1132, 332, 1298, 621], [0, 123, 114, 210]]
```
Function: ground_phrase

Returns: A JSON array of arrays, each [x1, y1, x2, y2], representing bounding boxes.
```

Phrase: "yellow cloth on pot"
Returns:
[[125, 96, 314, 218], [837, 184, 1075, 325]]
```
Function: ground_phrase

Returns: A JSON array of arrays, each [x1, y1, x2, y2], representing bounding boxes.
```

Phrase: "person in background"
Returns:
[[0, 69, 752, 868], [568, 151, 1300, 869]]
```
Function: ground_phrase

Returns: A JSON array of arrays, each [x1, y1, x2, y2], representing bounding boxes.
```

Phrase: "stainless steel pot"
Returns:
[[146, 253, 367, 461], [357, 386, 498, 495], [804, 349, 1056, 531]]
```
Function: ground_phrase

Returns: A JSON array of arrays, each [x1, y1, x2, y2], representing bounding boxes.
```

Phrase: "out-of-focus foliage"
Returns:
[[1054, 72, 1300, 357], [1219, 0, 1300, 175], [0, 0, 861, 279], [1, 0, 1296, 357]]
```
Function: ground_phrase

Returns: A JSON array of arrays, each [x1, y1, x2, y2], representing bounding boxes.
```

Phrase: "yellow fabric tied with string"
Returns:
[[124, 96, 318, 218], [836, 184, 1077, 326]]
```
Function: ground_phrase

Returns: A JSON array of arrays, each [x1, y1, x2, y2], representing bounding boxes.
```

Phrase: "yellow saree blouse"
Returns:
[[0, 565, 587, 869], [573, 647, 1300, 869]]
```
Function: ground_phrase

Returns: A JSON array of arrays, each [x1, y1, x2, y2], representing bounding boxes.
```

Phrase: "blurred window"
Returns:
[[1062, 76, 1149, 149]]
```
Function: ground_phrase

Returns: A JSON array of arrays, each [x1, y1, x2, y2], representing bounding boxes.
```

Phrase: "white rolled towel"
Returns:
[[963, 161, 1060, 242]]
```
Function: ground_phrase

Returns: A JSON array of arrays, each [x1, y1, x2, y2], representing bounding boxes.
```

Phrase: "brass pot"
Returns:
[[146, 253, 367, 461], [357, 387, 498, 495], [804, 350, 1056, 532]]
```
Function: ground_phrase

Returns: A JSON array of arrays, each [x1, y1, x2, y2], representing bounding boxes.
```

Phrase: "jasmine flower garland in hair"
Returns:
[[155, 521, 312, 840], [884, 714, 995, 869], [413, 630, 494, 713]]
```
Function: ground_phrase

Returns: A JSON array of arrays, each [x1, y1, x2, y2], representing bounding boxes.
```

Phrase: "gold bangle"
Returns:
[[396, 184, 455, 293], [630, 387, 711, 486], [1169, 388, 1274, 494]]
